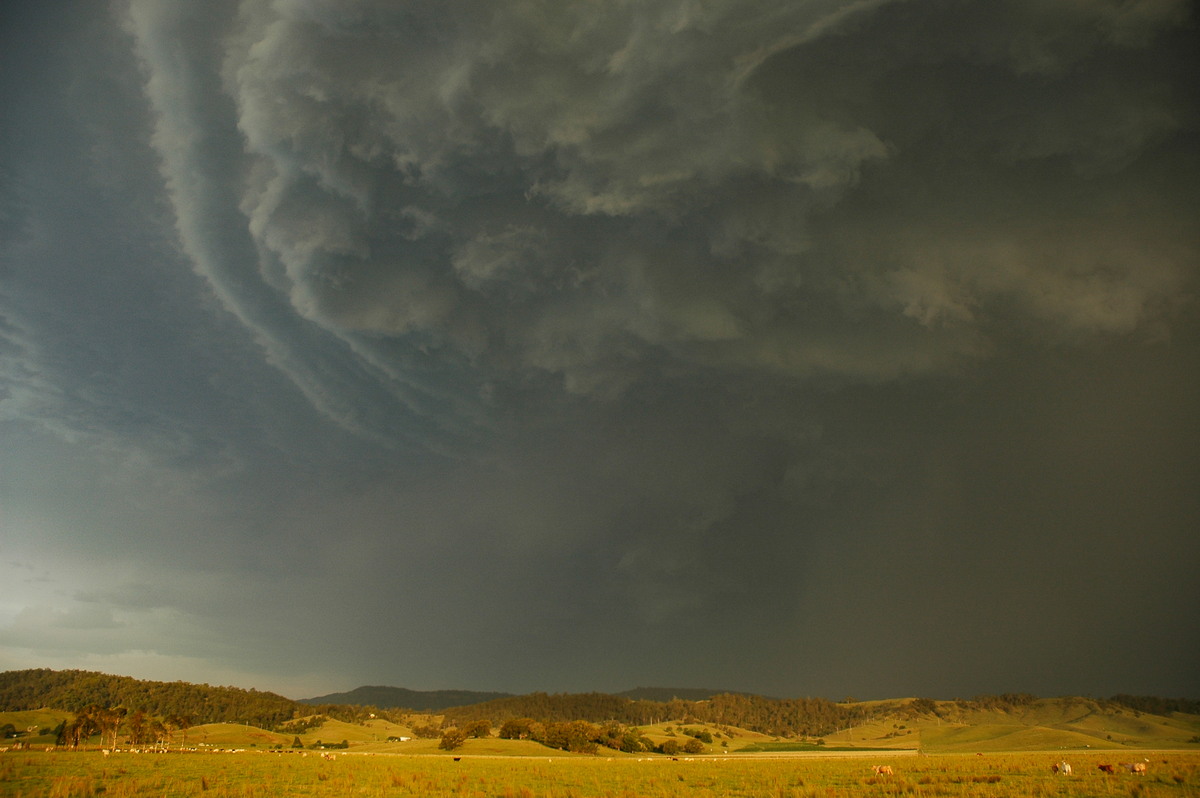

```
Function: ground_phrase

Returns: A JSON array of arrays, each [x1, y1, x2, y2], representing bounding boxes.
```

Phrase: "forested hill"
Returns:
[[440, 691, 854, 738], [0, 669, 301, 729], [299, 685, 512, 711], [5, 669, 1196, 741]]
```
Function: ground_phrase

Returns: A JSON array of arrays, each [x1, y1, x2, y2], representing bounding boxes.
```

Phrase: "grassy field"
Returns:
[[2, 750, 1198, 797]]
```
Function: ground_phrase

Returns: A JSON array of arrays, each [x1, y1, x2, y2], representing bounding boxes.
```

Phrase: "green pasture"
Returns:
[[2, 750, 1199, 797], [919, 723, 1124, 753], [736, 742, 883, 753]]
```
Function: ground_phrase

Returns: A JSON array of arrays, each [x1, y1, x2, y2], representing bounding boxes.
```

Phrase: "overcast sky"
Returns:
[[2, 0, 1197, 702]]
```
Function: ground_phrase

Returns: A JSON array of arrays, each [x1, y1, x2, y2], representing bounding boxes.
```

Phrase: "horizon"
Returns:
[[6, 667, 1197, 707], [3, 1, 1198, 702]]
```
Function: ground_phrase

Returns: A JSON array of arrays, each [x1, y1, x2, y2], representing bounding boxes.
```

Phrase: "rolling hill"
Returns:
[[3, 669, 1198, 755], [615, 687, 746, 702], [299, 685, 512, 712]]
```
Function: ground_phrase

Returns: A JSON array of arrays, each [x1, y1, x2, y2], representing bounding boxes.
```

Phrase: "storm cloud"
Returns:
[[2, 0, 1197, 699]]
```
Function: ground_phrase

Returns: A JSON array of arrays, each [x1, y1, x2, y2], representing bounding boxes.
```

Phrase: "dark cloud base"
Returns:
[[1, 0, 1197, 700]]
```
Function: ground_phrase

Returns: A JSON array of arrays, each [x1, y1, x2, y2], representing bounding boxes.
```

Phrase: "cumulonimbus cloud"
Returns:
[[126, 0, 1198, 433]]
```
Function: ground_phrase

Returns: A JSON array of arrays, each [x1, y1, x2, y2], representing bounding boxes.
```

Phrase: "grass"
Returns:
[[2, 750, 1198, 797], [735, 742, 887, 753], [919, 723, 1127, 753], [0, 710, 71, 748]]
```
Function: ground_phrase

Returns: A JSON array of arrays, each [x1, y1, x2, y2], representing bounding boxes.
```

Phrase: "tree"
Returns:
[[909, 698, 938, 716], [292, 736, 303, 749], [439, 728, 467, 751], [499, 718, 534, 739], [176, 715, 193, 746], [57, 705, 103, 750], [464, 719, 491, 738], [150, 719, 168, 750], [683, 738, 704, 754], [128, 710, 150, 745], [412, 723, 442, 739]]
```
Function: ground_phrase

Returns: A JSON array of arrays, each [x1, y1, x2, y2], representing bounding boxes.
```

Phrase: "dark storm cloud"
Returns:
[[190, 0, 1193, 397], [2, 0, 1197, 698]]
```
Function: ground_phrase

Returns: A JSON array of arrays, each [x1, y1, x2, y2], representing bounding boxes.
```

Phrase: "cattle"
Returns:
[[1121, 761, 1148, 774], [1098, 764, 1115, 773], [1057, 761, 1072, 775], [872, 765, 894, 776]]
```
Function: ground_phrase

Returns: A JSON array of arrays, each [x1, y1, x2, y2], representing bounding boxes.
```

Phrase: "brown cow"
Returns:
[[1098, 764, 1115, 773]]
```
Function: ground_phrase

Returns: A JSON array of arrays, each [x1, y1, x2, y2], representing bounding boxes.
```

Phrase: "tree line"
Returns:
[[0, 669, 390, 731], [53, 705, 198, 750], [0, 669, 301, 729], [1, 670, 853, 737], [1106, 695, 1200, 716], [7, 669, 1195, 746], [440, 691, 856, 738]]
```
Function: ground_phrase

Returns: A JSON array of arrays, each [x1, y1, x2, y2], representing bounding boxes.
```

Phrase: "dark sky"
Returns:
[[2, 0, 1198, 701]]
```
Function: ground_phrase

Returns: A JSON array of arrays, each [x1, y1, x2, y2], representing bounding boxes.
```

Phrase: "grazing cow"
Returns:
[[1058, 761, 1072, 775], [1121, 761, 1147, 774], [872, 765, 894, 776], [1098, 764, 1115, 773]]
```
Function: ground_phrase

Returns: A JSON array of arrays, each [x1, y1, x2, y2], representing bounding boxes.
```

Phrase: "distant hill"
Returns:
[[615, 687, 746, 702], [300, 685, 512, 712], [438, 690, 855, 737], [4, 669, 1197, 752]]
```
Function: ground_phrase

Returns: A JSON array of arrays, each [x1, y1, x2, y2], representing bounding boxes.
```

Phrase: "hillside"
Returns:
[[4, 669, 1198, 755], [0, 669, 300, 729], [834, 696, 1200, 753], [299, 685, 512, 711], [439, 691, 854, 737], [615, 687, 744, 702]]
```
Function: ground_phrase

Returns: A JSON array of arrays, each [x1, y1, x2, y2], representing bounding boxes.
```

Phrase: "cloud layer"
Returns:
[[132, 0, 1198, 419], [2, 0, 1197, 698]]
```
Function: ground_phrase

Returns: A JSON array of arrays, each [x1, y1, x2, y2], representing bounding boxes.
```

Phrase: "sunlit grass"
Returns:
[[2, 750, 1198, 797]]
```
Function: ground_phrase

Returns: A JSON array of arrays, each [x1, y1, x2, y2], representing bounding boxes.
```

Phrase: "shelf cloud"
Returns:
[[2, 0, 1197, 700]]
